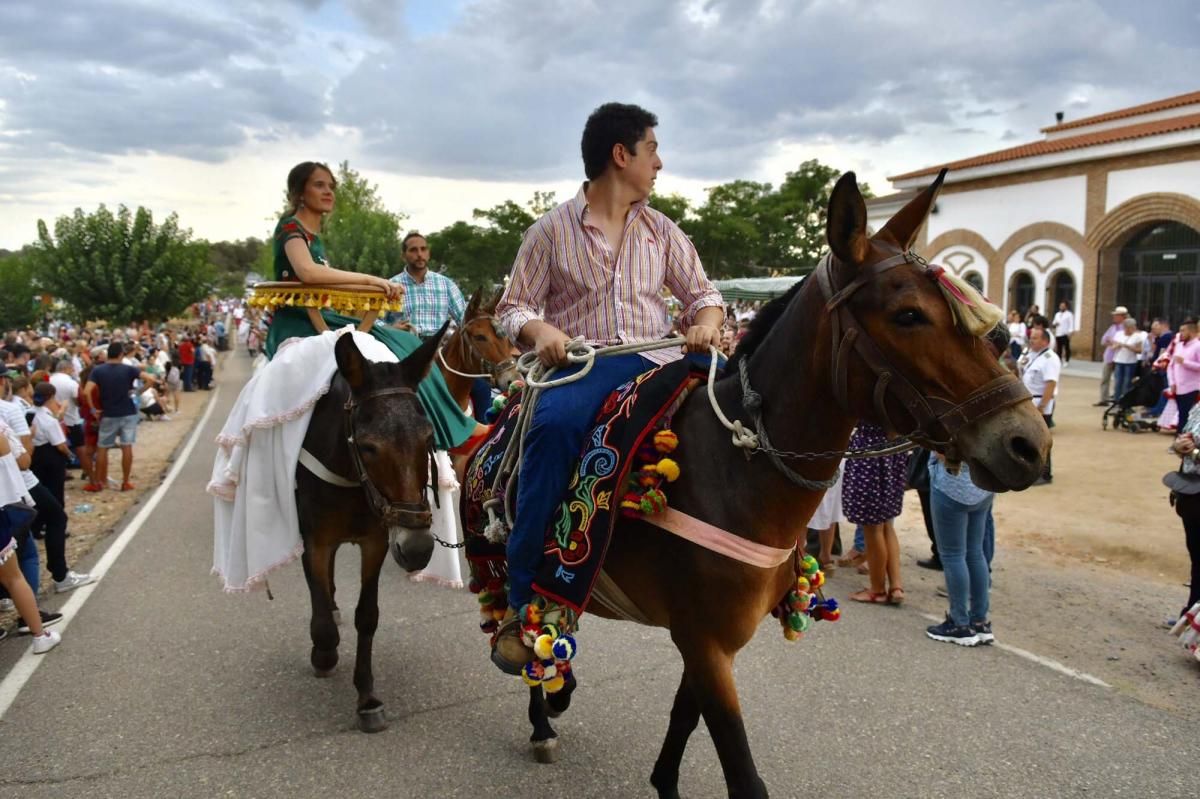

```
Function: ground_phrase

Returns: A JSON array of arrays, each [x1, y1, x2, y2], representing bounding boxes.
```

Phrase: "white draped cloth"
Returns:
[[1172, 601, 1200, 663], [209, 326, 464, 592]]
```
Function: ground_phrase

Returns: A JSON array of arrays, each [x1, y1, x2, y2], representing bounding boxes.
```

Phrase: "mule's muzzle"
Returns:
[[381, 501, 432, 531], [957, 402, 1051, 491], [390, 524, 435, 572]]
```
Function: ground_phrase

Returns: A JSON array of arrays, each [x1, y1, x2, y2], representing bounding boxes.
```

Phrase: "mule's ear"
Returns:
[[335, 332, 371, 391], [878, 168, 946, 251], [400, 320, 449, 385], [487, 287, 503, 313], [826, 171, 871, 266], [464, 287, 483, 321]]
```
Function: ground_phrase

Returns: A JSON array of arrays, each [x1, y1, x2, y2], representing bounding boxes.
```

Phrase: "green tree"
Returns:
[[428, 191, 555, 291], [0, 250, 43, 329], [649, 192, 691, 225], [321, 161, 408, 277], [208, 238, 265, 295], [32, 205, 213, 324], [683, 180, 773, 278]]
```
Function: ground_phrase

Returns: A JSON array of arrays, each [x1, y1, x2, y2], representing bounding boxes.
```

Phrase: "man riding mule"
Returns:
[[490, 102, 726, 672], [466, 131, 1051, 792]]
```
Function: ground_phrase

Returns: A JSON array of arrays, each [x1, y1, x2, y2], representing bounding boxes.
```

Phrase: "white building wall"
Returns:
[[929, 244, 989, 296], [1105, 159, 1200, 212], [1003, 238, 1084, 315], [926, 176, 1088, 249]]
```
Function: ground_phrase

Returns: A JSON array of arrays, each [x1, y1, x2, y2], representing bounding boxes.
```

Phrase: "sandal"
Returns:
[[848, 589, 890, 604], [856, 563, 869, 575], [888, 587, 906, 605], [836, 550, 865, 567]]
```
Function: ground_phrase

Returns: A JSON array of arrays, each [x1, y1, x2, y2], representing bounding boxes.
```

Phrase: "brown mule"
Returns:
[[436, 287, 520, 413], [296, 328, 446, 733], [483, 171, 1051, 796]]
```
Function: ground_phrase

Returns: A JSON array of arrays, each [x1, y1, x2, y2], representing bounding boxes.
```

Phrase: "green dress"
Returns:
[[264, 216, 475, 450]]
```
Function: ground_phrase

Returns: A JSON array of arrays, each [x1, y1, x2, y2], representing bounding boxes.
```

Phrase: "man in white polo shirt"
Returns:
[[1021, 326, 1060, 485]]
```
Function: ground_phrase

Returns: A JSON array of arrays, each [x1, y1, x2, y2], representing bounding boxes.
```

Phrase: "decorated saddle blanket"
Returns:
[[462, 359, 706, 619]]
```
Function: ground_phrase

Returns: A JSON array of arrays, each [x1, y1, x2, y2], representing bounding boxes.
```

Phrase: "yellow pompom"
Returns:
[[653, 430, 678, 453], [521, 672, 541, 687], [655, 458, 680, 482], [534, 634, 555, 660], [543, 675, 566, 694]]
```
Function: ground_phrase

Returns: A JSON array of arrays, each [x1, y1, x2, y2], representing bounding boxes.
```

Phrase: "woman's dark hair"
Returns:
[[33, 381, 56, 406], [286, 161, 336, 215], [580, 103, 658, 180]]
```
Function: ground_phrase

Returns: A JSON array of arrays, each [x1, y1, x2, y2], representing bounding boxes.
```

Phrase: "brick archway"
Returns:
[[1086, 193, 1200, 250]]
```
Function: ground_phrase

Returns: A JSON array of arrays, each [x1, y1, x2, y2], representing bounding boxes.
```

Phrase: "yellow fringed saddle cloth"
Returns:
[[248, 281, 404, 332]]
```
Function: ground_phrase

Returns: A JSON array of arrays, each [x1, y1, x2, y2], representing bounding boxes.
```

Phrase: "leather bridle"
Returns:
[[343, 385, 437, 528], [814, 248, 1031, 458], [437, 314, 517, 384]]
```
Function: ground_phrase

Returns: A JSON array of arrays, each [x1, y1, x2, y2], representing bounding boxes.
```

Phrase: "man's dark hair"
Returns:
[[581, 103, 658, 180], [107, 342, 124, 360], [1029, 314, 1050, 330], [402, 231, 426, 251], [1153, 317, 1169, 326]]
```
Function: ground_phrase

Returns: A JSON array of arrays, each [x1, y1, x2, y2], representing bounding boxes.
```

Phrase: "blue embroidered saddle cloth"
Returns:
[[462, 359, 707, 615]]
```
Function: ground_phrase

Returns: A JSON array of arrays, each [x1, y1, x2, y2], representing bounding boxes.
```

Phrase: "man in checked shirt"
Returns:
[[491, 102, 724, 673], [387, 231, 492, 420]]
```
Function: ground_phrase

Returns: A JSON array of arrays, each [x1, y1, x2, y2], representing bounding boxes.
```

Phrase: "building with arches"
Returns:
[[866, 90, 1200, 359]]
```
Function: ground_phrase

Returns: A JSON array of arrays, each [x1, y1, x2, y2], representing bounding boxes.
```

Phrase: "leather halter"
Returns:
[[343, 385, 436, 528], [815, 249, 1031, 457], [440, 314, 517, 384]]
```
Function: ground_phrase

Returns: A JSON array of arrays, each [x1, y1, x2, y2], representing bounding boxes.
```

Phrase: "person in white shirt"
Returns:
[[1021, 326, 1060, 485], [1052, 301, 1076, 364], [1006, 310, 1027, 363], [1110, 317, 1147, 402], [49, 360, 88, 485]]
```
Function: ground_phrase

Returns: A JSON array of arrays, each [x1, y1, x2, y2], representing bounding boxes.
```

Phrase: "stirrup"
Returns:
[[490, 613, 534, 676]]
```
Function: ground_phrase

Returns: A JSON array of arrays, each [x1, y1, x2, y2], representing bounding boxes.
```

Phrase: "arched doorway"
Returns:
[[963, 270, 984, 293], [1119, 222, 1200, 327], [1008, 271, 1035, 316], [1047, 270, 1076, 312]]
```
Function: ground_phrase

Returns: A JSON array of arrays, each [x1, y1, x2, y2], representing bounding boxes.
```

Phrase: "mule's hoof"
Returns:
[[331, 609, 342, 626], [356, 705, 388, 733], [531, 736, 559, 764], [313, 666, 336, 678]]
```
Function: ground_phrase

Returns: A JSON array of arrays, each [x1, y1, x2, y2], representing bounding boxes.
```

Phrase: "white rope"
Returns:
[[437, 348, 491, 380]]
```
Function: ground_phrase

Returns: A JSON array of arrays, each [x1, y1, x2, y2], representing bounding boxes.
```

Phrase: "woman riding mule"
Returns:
[[469, 165, 1051, 796], [211, 161, 481, 731]]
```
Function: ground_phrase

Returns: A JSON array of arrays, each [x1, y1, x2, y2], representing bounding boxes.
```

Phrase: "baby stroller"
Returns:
[[1102, 362, 1161, 432]]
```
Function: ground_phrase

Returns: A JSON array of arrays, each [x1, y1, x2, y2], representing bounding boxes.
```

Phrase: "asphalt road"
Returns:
[[0, 352, 1194, 799]]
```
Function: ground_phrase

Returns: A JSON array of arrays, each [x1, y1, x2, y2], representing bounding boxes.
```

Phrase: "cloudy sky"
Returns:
[[1, 0, 1197, 250]]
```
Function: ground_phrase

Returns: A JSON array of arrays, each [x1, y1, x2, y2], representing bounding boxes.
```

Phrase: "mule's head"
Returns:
[[335, 327, 445, 570], [458, 287, 519, 392], [824, 170, 1050, 490]]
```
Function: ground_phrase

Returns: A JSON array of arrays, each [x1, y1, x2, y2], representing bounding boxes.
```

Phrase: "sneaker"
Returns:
[[0, 598, 13, 613], [917, 557, 944, 571], [53, 571, 96, 593], [83, 482, 103, 492], [972, 620, 995, 645], [926, 616, 980, 646], [17, 609, 64, 635], [31, 629, 61, 654]]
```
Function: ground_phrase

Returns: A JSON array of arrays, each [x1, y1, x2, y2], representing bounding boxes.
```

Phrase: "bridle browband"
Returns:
[[813, 248, 1031, 458], [437, 314, 517, 384], [342, 384, 437, 528]]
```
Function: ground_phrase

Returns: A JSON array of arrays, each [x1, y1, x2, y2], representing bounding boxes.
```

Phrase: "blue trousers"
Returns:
[[505, 352, 717, 608], [0, 527, 40, 601], [1113, 362, 1138, 403], [470, 378, 493, 422], [931, 488, 993, 626]]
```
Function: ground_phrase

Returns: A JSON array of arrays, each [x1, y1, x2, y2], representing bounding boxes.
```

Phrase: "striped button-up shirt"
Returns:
[[386, 269, 467, 337], [497, 185, 723, 366]]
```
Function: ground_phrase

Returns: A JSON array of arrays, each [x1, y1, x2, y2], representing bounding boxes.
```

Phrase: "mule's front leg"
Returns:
[[650, 672, 702, 799], [301, 540, 340, 677], [681, 644, 767, 799], [352, 534, 389, 733]]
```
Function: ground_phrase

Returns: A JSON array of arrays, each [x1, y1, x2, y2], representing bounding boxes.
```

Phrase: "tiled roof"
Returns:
[[889, 112, 1200, 181], [1041, 90, 1200, 132]]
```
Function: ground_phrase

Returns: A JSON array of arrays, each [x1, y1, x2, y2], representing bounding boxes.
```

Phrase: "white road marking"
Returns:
[[919, 612, 1111, 688], [0, 389, 222, 719]]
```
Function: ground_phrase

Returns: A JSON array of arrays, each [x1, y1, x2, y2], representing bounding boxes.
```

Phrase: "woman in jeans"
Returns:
[[1168, 402, 1200, 623], [926, 452, 995, 646]]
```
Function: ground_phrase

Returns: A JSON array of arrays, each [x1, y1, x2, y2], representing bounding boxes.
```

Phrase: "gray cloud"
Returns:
[[1, 0, 1198, 188]]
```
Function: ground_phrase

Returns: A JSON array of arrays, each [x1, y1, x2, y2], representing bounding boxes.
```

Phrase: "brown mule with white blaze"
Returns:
[[497, 169, 1050, 797]]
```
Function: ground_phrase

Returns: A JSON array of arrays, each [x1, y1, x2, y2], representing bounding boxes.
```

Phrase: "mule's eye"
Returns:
[[358, 442, 379, 457], [473, 334, 489, 343], [893, 309, 926, 327]]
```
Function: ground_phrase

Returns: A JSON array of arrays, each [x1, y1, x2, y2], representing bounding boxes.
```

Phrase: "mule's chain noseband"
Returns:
[[343, 385, 438, 527], [815, 249, 1031, 457], [436, 314, 516, 383]]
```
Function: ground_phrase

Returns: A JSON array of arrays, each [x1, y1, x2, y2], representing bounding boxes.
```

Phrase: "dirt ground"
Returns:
[[6, 364, 1197, 715]]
